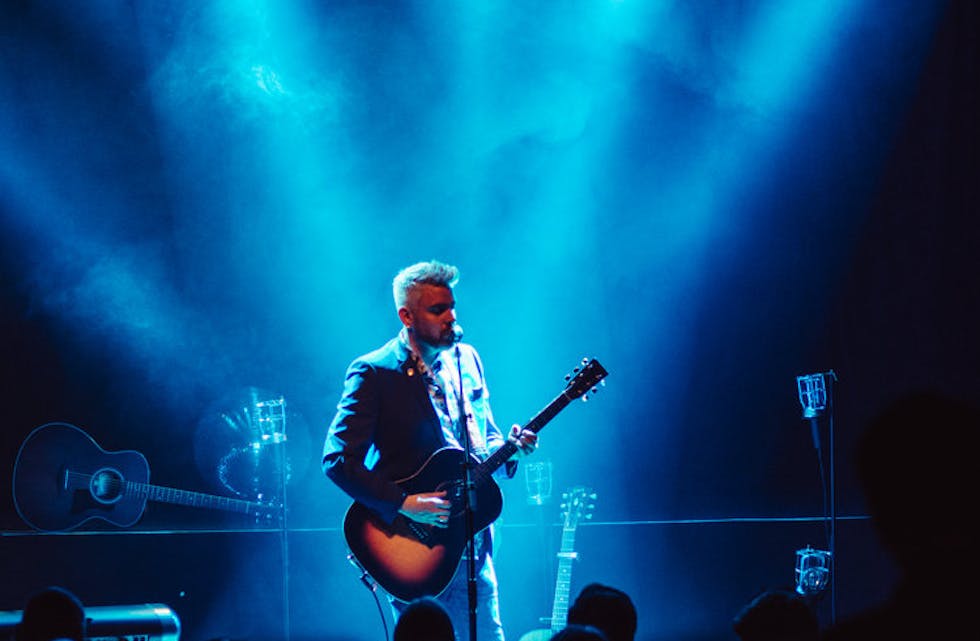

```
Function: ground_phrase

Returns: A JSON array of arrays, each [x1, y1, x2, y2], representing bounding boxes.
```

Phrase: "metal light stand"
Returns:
[[525, 460, 554, 621], [254, 397, 290, 641], [796, 371, 837, 623]]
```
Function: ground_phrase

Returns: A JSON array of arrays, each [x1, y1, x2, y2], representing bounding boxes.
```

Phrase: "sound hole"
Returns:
[[89, 468, 124, 503]]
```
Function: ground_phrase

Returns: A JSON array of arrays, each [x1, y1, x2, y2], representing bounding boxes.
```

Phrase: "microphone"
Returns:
[[451, 324, 464, 344]]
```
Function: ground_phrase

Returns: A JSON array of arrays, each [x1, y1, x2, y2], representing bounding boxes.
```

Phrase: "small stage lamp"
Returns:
[[795, 545, 832, 596]]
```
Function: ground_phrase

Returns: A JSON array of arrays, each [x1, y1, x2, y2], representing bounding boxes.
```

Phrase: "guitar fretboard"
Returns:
[[479, 390, 573, 478], [551, 523, 580, 630], [137, 482, 261, 514], [65, 470, 273, 515]]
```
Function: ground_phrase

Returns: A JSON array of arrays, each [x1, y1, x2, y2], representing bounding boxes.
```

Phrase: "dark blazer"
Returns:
[[324, 336, 516, 524]]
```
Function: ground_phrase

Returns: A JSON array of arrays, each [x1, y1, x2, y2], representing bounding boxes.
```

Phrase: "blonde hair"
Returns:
[[392, 260, 459, 310]]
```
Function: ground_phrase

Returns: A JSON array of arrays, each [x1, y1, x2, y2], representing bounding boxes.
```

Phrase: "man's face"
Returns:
[[401, 284, 457, 349]]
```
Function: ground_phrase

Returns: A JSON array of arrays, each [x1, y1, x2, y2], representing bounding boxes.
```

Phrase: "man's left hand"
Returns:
[[509, 425, 538, 458]]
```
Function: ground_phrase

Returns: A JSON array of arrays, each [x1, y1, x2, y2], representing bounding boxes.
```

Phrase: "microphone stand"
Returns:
[[454, 343, 479, 641]]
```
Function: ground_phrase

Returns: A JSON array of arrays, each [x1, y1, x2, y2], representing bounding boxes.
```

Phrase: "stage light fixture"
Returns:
[[795, 545, 832, 596], [0, 602, 180, 641]]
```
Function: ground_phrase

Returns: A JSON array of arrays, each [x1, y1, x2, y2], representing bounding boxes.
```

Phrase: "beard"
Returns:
[[432, 328, 456, 347], [412, 326, 454, 350]]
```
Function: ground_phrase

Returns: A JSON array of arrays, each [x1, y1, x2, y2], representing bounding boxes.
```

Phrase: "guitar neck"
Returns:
[[481, 390, 580, 630], [550, 526, 579, 631], [480, 390, 573, 477], [130, 480, 268, 515]]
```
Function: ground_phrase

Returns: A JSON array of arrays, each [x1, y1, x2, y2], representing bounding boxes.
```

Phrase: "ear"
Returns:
[[398, 306, 413, 328]]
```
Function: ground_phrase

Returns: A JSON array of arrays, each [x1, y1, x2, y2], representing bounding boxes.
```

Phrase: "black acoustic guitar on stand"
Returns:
[[12, 422, 279, 532]]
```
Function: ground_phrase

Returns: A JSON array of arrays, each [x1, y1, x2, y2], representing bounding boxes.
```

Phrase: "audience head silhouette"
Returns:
[[15, 586, 85, 641], [822, 390, 979, 640], [393, 596, 455, 641], [732, 588, 818, 641], [855, 390, 978, 581], [567, 583, 636, 641], [551, 624, 608, 641]]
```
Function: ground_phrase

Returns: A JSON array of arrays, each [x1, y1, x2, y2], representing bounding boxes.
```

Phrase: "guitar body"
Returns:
[[343, 447, 504, 602], [13, 423, 150, 531], [342, 359, 607, 602]]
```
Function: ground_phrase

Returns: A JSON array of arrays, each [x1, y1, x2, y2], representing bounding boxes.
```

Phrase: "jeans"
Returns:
[[391, 531, 505, 641]]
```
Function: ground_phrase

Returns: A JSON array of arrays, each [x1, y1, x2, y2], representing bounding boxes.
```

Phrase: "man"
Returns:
[[323, 260, 538, 641]]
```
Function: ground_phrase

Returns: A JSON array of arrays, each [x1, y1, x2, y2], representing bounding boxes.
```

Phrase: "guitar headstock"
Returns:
[[561, 486, 597, 529], [564, 358, 608, 402]]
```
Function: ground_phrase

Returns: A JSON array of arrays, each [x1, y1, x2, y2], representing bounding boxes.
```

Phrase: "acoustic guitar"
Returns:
[[12, 422, 279, 531], [343, 358, 607, 602], [519, 486, 596, 641]]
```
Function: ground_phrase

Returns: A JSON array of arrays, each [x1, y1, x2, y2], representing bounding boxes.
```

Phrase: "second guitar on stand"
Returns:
[[519, 486, 597, 641], [12, 422, 280, 532]]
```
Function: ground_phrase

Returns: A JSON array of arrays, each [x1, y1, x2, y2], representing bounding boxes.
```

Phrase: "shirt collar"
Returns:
[[398, 328, 441, 377]]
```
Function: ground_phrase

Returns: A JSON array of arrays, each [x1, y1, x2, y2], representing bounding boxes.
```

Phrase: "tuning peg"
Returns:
[[591, 387, 599, 395], [564, 374, 571, 381], [581, 395, 588, 402], [581, 357, 589, 364]]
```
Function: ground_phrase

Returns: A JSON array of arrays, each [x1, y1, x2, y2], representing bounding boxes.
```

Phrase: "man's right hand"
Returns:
[[398, 491, 451, 528]]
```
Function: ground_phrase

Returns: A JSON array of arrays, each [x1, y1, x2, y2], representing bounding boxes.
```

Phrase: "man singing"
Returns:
[[323, 259, 538, 641]]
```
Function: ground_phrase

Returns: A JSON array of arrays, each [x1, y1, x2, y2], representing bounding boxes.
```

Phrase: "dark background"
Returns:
[[2, 1, 977, 639]]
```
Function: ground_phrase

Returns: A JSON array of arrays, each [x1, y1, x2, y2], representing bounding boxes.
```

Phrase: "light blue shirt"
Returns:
[[399, 330, 506, 464]]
